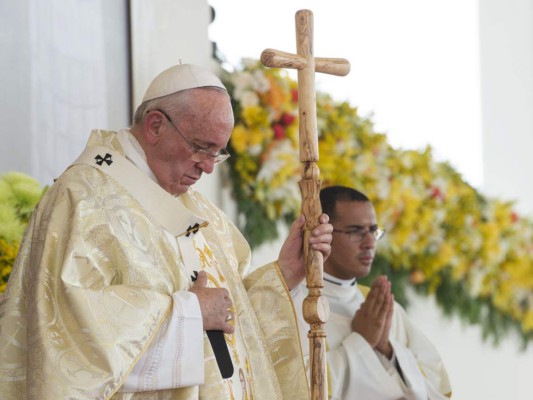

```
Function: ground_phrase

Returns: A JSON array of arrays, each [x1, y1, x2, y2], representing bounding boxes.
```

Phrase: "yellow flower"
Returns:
[[241, 106, 270, 128], [0, 238, 19, 291], [522, 310, 533, 332]]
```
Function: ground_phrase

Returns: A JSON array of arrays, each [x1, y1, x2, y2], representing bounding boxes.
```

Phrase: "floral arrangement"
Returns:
[[222, 59, 302, 246], [223, 59, 533, 346], [0, 172, 46, 292]]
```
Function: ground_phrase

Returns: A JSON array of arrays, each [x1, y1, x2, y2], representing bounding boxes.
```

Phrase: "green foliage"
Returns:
[[0, 171, 45, 292]]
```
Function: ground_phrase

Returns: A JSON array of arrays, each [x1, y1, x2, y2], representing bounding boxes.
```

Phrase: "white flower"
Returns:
[[242, 58, 257, 69], [249, 144, 263, 157], [231, 72, 256, 100], [252, 70, 270, 93], [469, 266, 487, 297], [256, 141, 298, 185], [231, 68, 270, 103], [239, 91, 260, 108], [375, 178, 391, 199]]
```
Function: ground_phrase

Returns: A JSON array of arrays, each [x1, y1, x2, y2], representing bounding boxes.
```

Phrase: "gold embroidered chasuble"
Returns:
[[0, 130, 309, 399]]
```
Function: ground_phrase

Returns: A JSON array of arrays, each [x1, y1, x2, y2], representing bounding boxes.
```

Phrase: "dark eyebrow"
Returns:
[[344, 224, 379, 230], [344, 224, 364, 230]]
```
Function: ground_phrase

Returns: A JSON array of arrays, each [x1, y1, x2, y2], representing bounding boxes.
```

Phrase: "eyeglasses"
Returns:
[[154, 109, 231, 164], [332, 226, 385, 242]]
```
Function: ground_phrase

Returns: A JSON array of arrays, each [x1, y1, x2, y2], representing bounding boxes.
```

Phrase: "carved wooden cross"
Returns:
[[260, 9, 350, 400]]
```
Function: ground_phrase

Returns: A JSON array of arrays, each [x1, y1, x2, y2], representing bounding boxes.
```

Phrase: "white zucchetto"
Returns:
[[142, 64, 226, 102]]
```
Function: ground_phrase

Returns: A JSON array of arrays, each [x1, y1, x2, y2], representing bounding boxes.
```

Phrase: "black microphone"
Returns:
[[191, 271, 234, 379]]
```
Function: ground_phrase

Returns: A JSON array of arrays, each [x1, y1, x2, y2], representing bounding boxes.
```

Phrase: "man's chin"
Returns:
[[171, 175, 204, 194], [168, 183, 190, 196], [180, 174, 201, 187], [356, 262, 373, 278]]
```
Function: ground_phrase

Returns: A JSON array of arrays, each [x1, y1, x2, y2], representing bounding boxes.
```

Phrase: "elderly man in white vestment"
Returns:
[[296, 185, 452, 399], [0, 64, 333, 399]]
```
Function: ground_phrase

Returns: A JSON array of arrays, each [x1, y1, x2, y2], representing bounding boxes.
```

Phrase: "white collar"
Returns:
[[323, 271, 357, 287], [322, 272, 363, 304], [116, 128, 159, 183]]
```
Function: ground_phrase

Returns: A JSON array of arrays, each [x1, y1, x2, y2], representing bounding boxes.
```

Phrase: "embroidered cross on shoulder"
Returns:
[[176, 222, 208, 238], [186, 223, 201, 237], [95, 153, 113, 166]]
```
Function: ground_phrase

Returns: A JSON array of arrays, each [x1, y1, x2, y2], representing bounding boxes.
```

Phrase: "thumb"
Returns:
[[290, 214, 306, 236], [193, 270, 208, 288]]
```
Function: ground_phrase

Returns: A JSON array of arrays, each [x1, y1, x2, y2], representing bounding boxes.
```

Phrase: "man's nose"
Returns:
[[361, 232, 377, 247], [197, 158, 216, 174]]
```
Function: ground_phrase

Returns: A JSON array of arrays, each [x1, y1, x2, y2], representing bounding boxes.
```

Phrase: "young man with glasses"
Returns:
[[0, 64, 333, 399], [297, 185, 451, 399]]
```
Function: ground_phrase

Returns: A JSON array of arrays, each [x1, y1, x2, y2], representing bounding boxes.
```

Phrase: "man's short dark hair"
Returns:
[[320, 185, 369, 219]]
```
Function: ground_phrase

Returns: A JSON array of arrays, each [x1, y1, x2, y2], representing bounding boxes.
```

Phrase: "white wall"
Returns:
[[0, 0, 130, 186], [408, 290, 533, 400], [0, 1, 32, 174], [130, 0, 214, 108], [480, 0, 533, 217]]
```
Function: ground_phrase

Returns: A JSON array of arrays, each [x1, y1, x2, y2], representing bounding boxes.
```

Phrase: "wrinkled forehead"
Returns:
[[179, 89, 234, 126]]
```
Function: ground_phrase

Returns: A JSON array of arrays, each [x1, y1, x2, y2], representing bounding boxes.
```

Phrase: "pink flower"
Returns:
[[280, 112, 295, 126], [431, 187, 445, 201], [272, 123, 285, 139]]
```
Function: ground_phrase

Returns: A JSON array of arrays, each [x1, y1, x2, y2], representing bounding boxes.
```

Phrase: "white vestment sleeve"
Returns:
[[391, 305, 452, 400], [387, 339, 429, 398], [328, 332, 413, 399], [120, 291, 204, 392], [329, 316, 443, 399]]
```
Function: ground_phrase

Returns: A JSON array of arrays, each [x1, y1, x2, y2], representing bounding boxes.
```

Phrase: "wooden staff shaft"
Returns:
[[260, 9, 350, 400], [295, 10, 328, 400]]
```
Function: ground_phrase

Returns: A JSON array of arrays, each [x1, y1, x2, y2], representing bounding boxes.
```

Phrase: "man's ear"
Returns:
[[144, 110, 164, 145]]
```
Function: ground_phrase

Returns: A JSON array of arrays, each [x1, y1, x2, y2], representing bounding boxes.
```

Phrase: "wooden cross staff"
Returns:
[[260, 9, 350, 400]]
